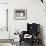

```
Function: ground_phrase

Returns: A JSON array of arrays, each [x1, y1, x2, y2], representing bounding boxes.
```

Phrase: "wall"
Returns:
[[0, 0, 13, 46], [9, 0, 46, 45], [0, 2, 9, 39], [0, 0, 8, 3]]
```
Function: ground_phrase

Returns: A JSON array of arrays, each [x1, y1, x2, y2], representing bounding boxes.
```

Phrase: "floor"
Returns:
[[19, 41, 43, 46], [0, 43, 16, 46], [0, 40, 43, 46], [0, 42, 43, 46]]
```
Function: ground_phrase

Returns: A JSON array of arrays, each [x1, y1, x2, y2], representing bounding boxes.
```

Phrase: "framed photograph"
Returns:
[[14, 9, 27, 20]]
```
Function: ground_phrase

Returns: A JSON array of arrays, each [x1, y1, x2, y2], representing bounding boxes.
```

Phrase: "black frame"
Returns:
[[14, 9, 27, 20]]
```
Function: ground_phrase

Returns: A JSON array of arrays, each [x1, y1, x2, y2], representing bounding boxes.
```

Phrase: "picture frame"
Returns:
[[14, 9, 27, 20]]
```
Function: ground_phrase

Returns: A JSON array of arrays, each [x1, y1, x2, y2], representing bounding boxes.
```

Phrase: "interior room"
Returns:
[[0, 0, 46, 46]]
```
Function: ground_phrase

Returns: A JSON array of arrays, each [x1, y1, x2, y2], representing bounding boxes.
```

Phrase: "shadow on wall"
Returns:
[[40, 25, 45, 46]]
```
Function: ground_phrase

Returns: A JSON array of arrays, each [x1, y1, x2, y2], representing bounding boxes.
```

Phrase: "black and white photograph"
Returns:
[[0, 0, 46, 46]]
